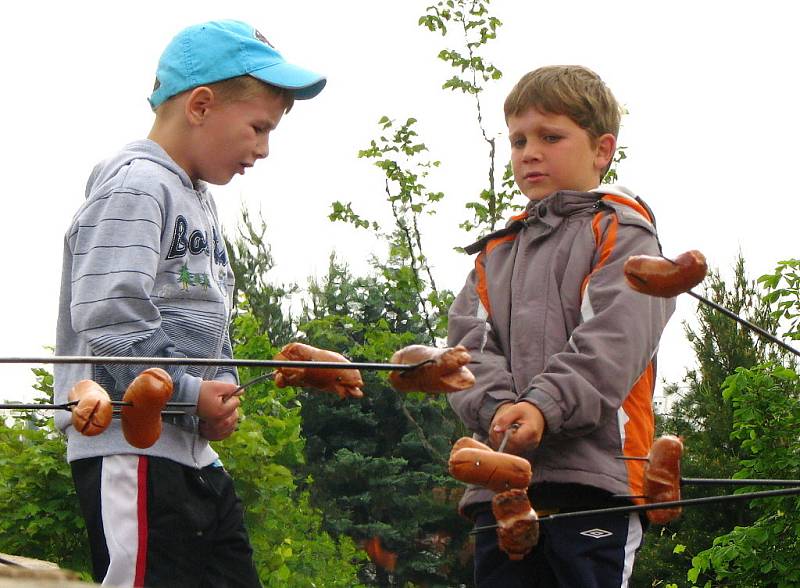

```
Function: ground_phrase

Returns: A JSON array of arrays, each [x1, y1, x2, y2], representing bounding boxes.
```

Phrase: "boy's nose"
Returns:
[[522, 144, 542, 162], [255, 137, 269, 160]]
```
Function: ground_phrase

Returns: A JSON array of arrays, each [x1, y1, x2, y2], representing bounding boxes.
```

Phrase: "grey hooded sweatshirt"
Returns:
[[54, 139, 237, 468]]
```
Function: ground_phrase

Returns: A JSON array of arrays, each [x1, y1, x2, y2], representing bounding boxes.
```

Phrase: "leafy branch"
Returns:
[[420, 0, 522, 235]]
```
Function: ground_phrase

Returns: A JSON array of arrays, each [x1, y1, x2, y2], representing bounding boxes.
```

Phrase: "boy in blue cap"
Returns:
[[54, 20, 325, 587]]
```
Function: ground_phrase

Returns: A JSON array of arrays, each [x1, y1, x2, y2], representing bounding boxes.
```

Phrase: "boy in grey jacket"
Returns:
[[447, 66, 675, 586], [54, 20, 325, 587]]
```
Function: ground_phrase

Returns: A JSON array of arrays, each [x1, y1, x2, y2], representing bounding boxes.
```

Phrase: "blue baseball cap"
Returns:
[[148, 20, 326, 109]]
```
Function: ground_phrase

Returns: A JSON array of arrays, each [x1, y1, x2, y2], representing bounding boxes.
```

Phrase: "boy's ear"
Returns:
[[594, 133, 617, 171], [184, 86, 216, 126]]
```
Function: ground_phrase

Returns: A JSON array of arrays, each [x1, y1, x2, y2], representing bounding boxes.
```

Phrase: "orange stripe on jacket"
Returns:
[[600, 194, 653, 223], [581, 202, 654, 502], [581, 213, 619, 294], [621, 364, 655, 504], [474, 212, 528, 318]]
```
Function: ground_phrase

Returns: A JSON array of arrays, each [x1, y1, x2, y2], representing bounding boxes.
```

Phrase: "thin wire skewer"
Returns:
[[654, 255, 800, 357], [682, 477, 800, 487], [470, 486, 800, 534], [0, 355, 435, 371]]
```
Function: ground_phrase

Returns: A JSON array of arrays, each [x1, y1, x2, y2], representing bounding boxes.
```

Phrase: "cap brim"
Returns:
[[250, 62, 326, 100]]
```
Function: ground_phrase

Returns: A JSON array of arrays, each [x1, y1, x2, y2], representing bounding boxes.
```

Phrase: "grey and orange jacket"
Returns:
[[447, 185, 675, 513]]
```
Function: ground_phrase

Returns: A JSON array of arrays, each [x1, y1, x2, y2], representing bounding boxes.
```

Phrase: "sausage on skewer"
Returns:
[[121, 368, 174, 449], [389, 345, 475, 394], [624, 250, 707, 298], [274, 342, 364, 399], [69, 380, 113, 436]]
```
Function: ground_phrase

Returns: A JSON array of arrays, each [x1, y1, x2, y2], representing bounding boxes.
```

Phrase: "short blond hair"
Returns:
[[208, 75, 295, 113], [155, 74, 295, 115], [504, 65, 620, 140]]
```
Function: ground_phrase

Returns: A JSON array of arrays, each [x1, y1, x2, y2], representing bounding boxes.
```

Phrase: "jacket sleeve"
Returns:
[[519, 213, 675, 437], [447, 257, 516, 435], [68, 189, 201, 407]]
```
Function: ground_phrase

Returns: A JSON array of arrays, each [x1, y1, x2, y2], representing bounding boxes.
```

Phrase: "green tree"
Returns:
[[0, 314, 363, 587], [687, 364, 800, 587], [219, 310, 365, 587], [293, 257, 470, 587], [683, 260, 800, 586], [0, 367, 90, 579], [632, 255, 784, 586]]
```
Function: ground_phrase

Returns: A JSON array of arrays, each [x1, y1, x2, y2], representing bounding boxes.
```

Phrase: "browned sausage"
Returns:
[[274, 342, 364, 399], [388, 345, 475, 393], [121, 368, 174, 449], [449, 444, 532, 493], [643, 434, 684, 524], [450, 436, 493, 453], [492, 488, 539, 560], [69, 380, 113, 436], [624, 250, 707, 298]]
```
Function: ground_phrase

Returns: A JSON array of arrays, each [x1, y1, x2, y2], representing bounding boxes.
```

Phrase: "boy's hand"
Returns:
[[197, 380, 240, 441], [490, 402, 546, 455]]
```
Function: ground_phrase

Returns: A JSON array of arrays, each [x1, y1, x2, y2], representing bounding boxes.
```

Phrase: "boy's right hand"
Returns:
[[196, 380, 241, 441], [490, 402, 546, 455]]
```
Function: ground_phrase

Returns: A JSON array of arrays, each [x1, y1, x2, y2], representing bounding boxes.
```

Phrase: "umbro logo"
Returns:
[[580, 528, 613, 539]]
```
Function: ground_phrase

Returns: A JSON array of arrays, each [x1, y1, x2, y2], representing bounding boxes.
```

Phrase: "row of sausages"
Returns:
[[67, 342, 476, 448], [448, 435, 684, 559]]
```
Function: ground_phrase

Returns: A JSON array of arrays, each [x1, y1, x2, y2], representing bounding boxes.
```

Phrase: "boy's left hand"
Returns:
[[490, 402, 546, 455]]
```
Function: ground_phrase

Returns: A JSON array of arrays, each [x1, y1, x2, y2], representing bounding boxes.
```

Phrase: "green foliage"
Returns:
[[419, 0, 502, 95], [602, 145, 628, 185], [290, 256, 470, 586], [230, 207, 299, 344], [332, 116, 447, 343], [759, 258, 800, 341], [219, 311, 366, 587], [0, 368, 91, 578], [687, 364, 800, 587], [0, 420, 91, 577], [420, 0, 523, 236], [634, 255, 782, 586]]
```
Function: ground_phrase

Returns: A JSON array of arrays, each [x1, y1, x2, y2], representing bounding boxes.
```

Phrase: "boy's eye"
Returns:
[[511, 137, 526, 148], [543, 135, 561, 144], [252, 125, 267, 134]]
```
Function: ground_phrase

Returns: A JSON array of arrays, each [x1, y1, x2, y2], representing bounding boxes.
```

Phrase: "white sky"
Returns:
[[2, 1, 798, 402]]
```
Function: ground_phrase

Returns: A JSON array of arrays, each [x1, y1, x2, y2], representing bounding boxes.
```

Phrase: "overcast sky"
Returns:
[[2, 1, 798, 403]]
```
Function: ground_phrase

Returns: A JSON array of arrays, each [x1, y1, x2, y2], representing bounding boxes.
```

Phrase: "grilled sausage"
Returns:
[[624, 250, 707, 298], [121, 368, 174, 449], [69, 380, 113, 436], [643, 434, 684, 524], [388, 345, 475, 393], [274, 342, 364, 399], [449, 441, 532, 493]]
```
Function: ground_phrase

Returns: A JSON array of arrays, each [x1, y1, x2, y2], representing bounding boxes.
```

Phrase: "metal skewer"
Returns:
[[470, 485, 800, 534], [496, 423, 520, 454], [653, 255, 800, 358], [682, 477, 800, 487], [0, 355, 434, 371]]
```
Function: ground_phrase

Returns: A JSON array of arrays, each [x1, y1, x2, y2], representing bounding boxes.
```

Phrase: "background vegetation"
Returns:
[[2, 2, 799, 587]]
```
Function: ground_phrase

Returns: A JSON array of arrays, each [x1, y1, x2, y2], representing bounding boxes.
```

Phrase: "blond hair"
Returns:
[[154, 74, 295, 116], [504, 65, 620, 140], [208, 75, 295, 113]]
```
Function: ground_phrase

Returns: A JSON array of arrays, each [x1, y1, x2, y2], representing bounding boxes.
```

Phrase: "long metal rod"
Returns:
[[470, 486, 800, 534], [687, 290, 800, 357], [683, 477, 800, 487], [0, 355, 429, 371]]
